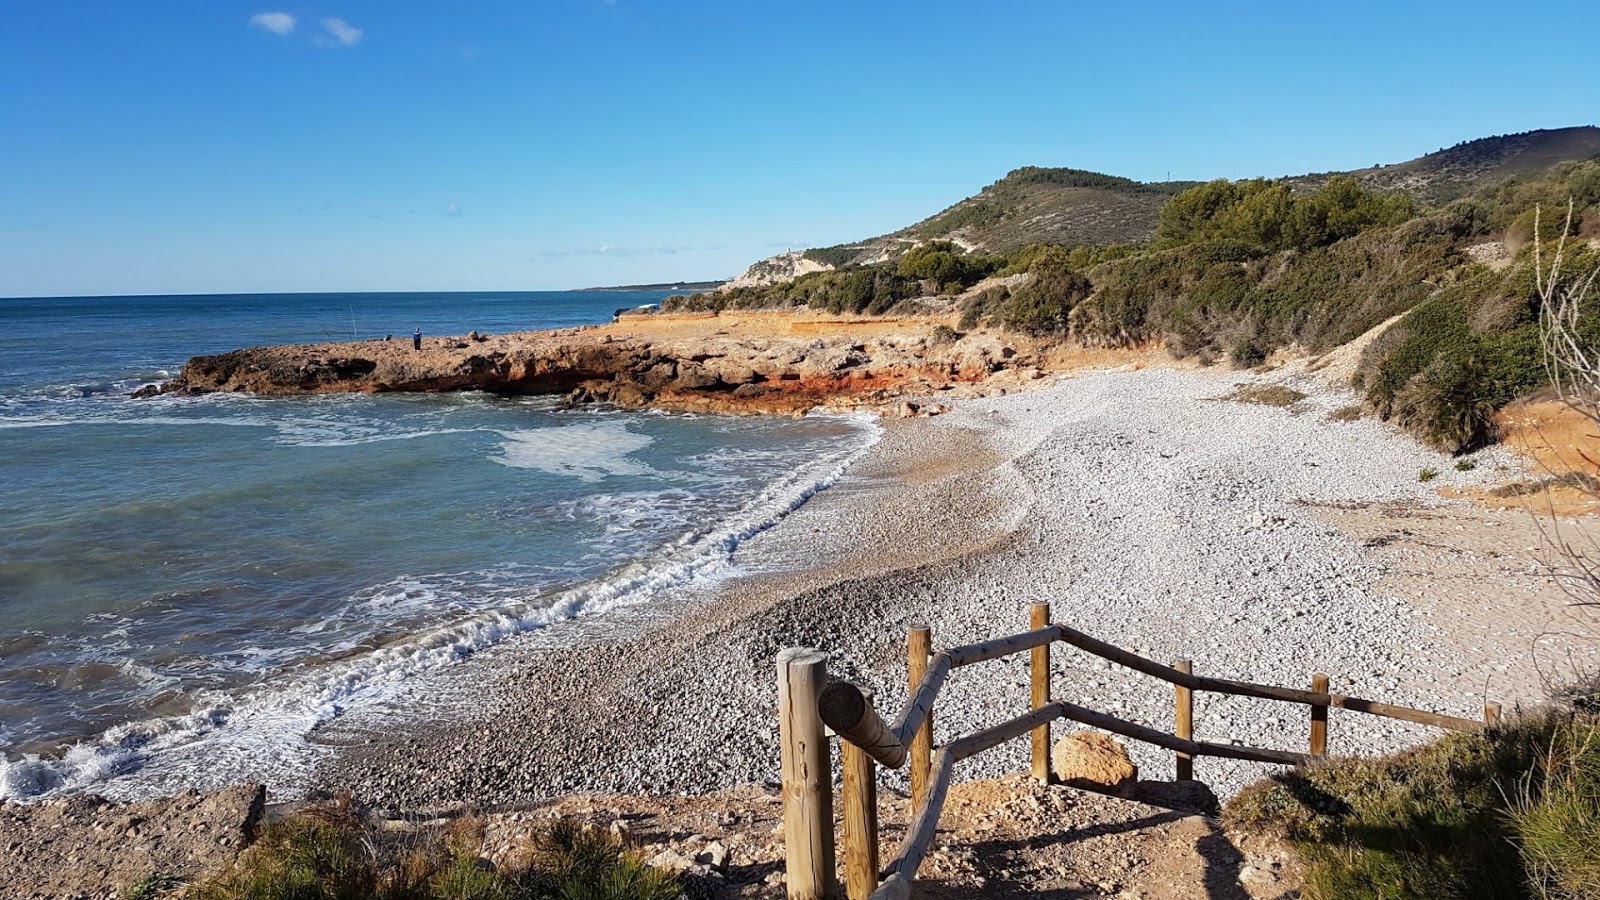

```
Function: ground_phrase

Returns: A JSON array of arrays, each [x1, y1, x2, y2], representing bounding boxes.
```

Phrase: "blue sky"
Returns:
[[3, 1, 1597, 297]]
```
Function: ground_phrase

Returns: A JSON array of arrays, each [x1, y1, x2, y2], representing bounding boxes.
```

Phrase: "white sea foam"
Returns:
[[0, 412, 882, 803], [492, 421, 660, 481]]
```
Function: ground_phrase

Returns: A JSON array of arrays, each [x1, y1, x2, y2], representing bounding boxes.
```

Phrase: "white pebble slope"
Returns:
[[824, 366, 1519, 799]]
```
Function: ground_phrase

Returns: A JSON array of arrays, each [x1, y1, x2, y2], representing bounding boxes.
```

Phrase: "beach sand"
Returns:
[[311, 364, 1600, 809]]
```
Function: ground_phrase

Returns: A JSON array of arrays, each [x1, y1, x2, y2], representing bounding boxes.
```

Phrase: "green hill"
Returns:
[[804, 168, 1198, 267], [1299, 125, 1600, 205], [678, 126, 1600, 454], [803, 127, 1600, 269]]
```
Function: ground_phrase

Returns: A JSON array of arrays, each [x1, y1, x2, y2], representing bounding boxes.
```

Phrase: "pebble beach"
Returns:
[[313, 365, 1597, 807]]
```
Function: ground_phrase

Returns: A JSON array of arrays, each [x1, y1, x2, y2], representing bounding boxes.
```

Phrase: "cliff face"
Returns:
[[717, 251, 833, 292], [139, 312, 1044, 414]]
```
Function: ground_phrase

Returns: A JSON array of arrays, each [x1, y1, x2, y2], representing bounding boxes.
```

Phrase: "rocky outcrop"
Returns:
[[138, 316, 1041, 415], [0, 783, 265, 899], [718, 251, 832, 292]]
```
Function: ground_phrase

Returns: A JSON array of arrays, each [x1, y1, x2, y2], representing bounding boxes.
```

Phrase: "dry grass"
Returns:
[[179, 801, 680, 900], [1225, 384, 1307, 407]]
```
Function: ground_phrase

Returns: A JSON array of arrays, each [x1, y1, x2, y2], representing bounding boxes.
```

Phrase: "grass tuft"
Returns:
[[1418, 467, 1440, 482], [122, 874, 186, 900], [188, 802, 681, 900], [1509, 718, 1600, 900]]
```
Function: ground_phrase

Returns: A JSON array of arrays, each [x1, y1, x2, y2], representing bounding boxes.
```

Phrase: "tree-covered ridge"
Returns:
[[988, 166, 1199, 196]]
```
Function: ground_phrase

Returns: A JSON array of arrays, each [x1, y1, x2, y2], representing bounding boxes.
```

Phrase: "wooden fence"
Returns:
[[776, 602, 1501, 900]]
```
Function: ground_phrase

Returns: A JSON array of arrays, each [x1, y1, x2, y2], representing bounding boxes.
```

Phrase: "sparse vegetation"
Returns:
[[185, 803, 681, 900], [1327, 404, 1363, 422], [1227, 384, 1306, 407], [1509, 718, 1600, 900], [123, 874, 185, 900], [665, 132, 1600, 454], [1456, 458, 1478, 471], [1225, 711, 1600, 900], [1418, 467, 1439, 482]]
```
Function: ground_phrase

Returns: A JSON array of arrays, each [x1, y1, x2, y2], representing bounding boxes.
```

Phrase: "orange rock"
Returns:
[[1051, 731, 1138, 796]]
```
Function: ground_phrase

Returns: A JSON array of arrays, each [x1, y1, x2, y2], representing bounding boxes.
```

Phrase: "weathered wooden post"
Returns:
[[907, 625, 933, 811], [777, 649, 836, 900], [1029, 602, 1052, 784], [1484, 702, 1502, 726], [839, 691, 880, 900], [1310, 673, 1330, 757], [1173, 659, 1194, 781]]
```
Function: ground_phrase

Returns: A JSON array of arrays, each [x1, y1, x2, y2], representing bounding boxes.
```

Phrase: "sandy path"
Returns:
[[312, 365, 1593, 807]]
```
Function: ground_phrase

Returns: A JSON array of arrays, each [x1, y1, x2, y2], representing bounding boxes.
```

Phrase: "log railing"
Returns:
[[776, 602, 1502, 900]]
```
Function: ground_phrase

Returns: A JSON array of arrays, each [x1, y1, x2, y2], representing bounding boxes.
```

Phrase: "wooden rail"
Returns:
[[778, 605, 1500, 900]]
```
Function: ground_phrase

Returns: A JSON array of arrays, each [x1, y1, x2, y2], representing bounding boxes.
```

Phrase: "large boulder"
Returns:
[[1051, 731, 1138, 796]]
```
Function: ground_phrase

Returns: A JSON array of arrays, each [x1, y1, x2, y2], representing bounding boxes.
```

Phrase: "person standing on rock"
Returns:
[[412, 327, 422, 351]]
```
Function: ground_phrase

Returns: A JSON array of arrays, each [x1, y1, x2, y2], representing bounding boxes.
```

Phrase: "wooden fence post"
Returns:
[[1310, 673, 1329, 757], [1174, 659, 1193, 781], [840, 691, 880, 900], [1029, 602, 1052, 784], [1484, 702, 1501, 726], [907, 625, 933, 811], [777, 649, 836, 900]]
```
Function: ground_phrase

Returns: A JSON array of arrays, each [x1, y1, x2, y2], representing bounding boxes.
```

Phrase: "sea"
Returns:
[[0, 291, 877, 802]]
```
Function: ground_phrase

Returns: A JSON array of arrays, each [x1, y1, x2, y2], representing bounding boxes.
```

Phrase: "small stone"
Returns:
[[696, 841, 729, 874]]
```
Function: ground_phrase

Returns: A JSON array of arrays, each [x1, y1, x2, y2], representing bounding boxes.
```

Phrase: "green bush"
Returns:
[[1226, 714, 1585, 900], [993, 263, 1093, 335], [1509, 718, 1600, 900], [1155, 176, 1416, 254], [896, 241, 1001, 293]]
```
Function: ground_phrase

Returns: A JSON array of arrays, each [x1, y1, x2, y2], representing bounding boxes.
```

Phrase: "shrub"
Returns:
[[1225, 714, 1578, 900], [993, 263, 1093, 335], [122, 874, 185, 900], [960, 285, 1007, 330], [1509, 718, 1600, 899], [1455, 458, 1478, 471], [895, 241, 1002, 293], [523, 820, 680, 900], [1156, 176, 1415, 254], [1418, 467, 1439, 482], [188, 805, 680, 900]]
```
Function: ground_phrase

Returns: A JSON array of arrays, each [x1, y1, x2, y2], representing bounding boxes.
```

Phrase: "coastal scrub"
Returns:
[[1225, 711, 1600, 900]]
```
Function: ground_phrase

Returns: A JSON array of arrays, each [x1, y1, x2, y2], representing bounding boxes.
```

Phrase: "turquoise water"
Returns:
[[0, 292, 875, 800]]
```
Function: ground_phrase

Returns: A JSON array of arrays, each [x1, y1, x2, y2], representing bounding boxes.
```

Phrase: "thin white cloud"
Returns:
[[249, 11, 296, 36], [443, 201, 463, 217], [322, 18, 363, 46]]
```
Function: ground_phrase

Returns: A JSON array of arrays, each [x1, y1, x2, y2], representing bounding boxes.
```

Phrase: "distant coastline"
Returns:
[[576, 280, 726, 292]]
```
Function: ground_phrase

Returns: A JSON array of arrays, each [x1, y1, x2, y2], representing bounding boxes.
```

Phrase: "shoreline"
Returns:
[[309, 364, 1598, 809]]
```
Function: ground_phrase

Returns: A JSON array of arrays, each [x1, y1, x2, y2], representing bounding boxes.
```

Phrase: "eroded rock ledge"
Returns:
[[136, 311, 1052, 414]]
